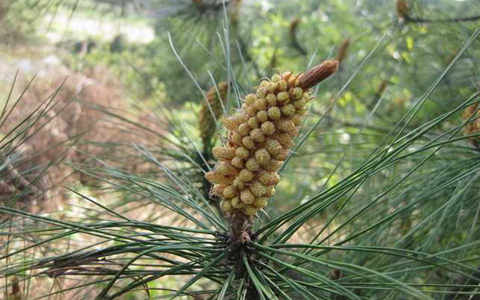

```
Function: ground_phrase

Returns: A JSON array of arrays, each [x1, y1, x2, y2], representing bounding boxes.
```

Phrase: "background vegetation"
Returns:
[[1, 0, 480, 299]]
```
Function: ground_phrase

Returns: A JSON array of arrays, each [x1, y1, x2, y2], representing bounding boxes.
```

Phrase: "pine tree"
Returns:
[[2, 0, 480, 299]]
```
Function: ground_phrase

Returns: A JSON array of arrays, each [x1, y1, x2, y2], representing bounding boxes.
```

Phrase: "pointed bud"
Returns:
[[298, 59, 339, 89]]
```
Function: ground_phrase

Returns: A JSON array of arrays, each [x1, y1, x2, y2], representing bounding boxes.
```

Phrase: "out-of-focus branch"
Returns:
[[396, 0, 480, 24], [407, 15, 480, 24], [289, 18, 307, 55]]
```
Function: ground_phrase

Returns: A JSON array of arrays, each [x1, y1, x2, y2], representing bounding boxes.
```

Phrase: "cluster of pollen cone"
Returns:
[[205, 60, 338, 216]]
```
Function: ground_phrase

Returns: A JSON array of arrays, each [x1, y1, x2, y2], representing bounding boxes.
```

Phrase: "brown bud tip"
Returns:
[[299, 59, 339, 89], [336, 38, 350, 64], [396, 0, 410, 20], [290, 18, 300, 34]]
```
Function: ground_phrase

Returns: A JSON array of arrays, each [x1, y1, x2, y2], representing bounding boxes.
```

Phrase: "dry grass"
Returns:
[[1, 66, 165, 213]]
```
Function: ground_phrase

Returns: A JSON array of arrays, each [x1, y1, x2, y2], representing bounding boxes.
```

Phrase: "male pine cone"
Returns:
[[199, 82, 229, 148], [205, 60, 338, 216]]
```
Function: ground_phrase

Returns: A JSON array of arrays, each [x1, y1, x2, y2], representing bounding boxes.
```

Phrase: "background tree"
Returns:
[[1, 0, 480, 299]]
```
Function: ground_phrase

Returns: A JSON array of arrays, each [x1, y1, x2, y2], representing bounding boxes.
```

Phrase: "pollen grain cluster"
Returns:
[[205, 72, 312, 216]]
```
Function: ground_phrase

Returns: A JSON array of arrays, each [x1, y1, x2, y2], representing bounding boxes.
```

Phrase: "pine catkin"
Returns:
[[206, 60, 338, 217], [199, 82, 229, 148]]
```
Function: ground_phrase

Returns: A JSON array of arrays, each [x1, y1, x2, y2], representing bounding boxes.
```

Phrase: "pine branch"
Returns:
[[406, 14, 480, 24]]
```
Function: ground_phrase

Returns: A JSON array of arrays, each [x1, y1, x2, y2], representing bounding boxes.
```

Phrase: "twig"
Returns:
[[406, 14, 480, 24]]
